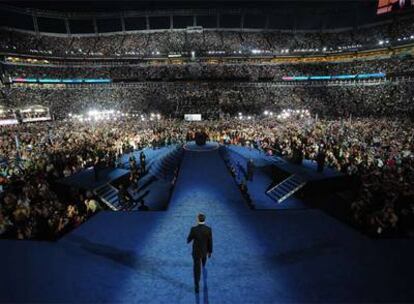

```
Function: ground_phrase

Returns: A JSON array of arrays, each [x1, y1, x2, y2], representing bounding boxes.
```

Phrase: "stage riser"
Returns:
[[301, 175, 356, 197]]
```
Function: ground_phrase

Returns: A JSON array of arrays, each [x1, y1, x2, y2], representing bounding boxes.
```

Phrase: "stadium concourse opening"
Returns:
[[1, 0, 414, 303]]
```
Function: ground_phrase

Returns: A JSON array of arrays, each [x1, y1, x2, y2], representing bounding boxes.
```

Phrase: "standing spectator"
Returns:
[[316, 146, 326, 173], [246, 159, 254, 181], [140, 151, 147, 173]]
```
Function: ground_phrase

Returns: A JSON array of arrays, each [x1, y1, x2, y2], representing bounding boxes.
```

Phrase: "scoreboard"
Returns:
[[377, 0, 414, 14]]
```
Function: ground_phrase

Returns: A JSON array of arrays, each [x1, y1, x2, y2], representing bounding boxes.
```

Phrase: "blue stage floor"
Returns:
[[1, 148, 414, 303], [119, 146, 174, 170], [248, 166, 307, 210], [227, 145, 341, 181], [59, 167, 129, 190]]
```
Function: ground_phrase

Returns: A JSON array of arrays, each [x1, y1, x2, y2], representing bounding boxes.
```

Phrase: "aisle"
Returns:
[[111, 149, 279, 303], [1, 149, 414, 303], [168, 148, 249, 215]]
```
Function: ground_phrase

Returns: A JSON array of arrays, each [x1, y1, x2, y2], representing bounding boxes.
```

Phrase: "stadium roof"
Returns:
[[0, 1, 411, 33], [0, 1, 376, 12]]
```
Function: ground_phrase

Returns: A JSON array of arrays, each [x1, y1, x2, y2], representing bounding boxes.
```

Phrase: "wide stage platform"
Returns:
[[58, 167, 129, 190], [226, 145, 342, 182], [224, 145, 347, 210], [2, 145, 413, 303]]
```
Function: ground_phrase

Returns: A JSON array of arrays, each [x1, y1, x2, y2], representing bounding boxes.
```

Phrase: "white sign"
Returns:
[[0, 119, 18, 126], [184, 114, 202, 121]]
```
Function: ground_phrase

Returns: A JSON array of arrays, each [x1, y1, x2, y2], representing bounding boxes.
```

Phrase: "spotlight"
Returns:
[[88, 110, 99, 116]]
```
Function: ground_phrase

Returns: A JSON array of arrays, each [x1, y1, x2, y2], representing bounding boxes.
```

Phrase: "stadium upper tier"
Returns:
[[3, 57, 414, 82], [0, 13, 413, 58]]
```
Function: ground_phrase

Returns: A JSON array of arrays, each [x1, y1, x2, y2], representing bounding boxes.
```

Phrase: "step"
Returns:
[[266, 174, 307, 204], [94, 184, 120, 211], [99, 187, 115, 197]]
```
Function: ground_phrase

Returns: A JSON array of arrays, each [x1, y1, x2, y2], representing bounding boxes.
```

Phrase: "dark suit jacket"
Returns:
[[187, 224, 213, 258]]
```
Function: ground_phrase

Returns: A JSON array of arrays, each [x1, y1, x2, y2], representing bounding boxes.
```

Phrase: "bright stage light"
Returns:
[[88, 110, 99, 116]]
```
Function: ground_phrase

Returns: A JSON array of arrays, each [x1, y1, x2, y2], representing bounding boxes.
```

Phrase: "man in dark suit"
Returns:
[[139, 151, 146, 173], [316, 146, 326, 173], [187, 213, 213, 293]]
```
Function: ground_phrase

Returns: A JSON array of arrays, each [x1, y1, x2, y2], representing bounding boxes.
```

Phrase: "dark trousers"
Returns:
[[94, 166, 99, 181], [247, 169, 253, 181], [317, 161, 324, 172], [193, 255, 207, 286]]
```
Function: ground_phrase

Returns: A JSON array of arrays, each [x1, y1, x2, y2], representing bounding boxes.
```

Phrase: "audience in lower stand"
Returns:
[[1, 112, 413, 238]]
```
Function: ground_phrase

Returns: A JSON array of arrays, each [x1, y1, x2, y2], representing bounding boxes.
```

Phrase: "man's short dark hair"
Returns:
[[198, 213, 205, 223]]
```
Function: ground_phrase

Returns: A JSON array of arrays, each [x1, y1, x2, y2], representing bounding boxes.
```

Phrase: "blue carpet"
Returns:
[[1, 149, 414, 303], [183, 141, 220, 152]]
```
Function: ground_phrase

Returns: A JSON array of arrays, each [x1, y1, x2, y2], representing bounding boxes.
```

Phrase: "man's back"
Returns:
[[187, 214, 213, 293], [187, 224, 213, 258]]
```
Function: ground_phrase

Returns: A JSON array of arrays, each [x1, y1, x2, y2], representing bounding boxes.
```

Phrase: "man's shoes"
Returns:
[[195, 285, 199, 293]]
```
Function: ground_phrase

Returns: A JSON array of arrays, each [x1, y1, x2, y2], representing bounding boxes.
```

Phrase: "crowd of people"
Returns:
[[1, 80, 414, 120], [185, 118, 414, 236], [1, 114, 413, 238], [0, 119, 186, 239], [0, 15, 413, 57], [1, 15, 414, 239], [3, 56, 414, 81]]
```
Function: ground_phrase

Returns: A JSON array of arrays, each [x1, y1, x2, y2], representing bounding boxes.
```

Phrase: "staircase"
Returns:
[[149, 147, 184, 181], [92, 146, 184, 212], [266, 174, 306, 204], [94, 183, 121, 211]]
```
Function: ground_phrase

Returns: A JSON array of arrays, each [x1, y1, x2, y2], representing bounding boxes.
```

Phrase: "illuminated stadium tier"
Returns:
[[0, 2, 413, 58]]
